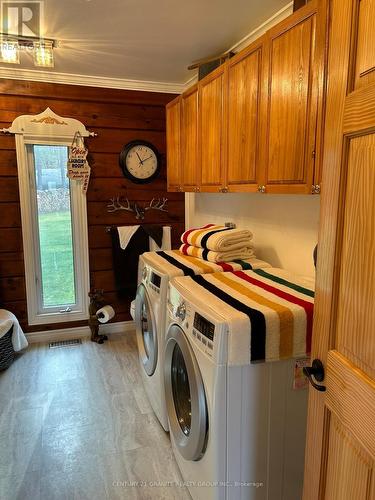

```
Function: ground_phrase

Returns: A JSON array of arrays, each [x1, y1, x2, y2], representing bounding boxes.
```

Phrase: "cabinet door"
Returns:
[[262, 5, 319, 193], [227, 40, 264, 192], [181, 85, 199, 192], [166, 96, 181, 192], [198, 65, 227, 192]]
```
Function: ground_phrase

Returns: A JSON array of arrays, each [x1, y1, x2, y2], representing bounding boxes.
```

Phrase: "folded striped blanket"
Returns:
[[172, 268, 314, 365], [179, 243, 255, 263], [181, 224, 253, 251], [141, 250, 271, 278]]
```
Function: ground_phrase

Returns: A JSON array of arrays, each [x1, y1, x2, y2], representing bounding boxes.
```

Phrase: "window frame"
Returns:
[[10, 109, 91, 326]]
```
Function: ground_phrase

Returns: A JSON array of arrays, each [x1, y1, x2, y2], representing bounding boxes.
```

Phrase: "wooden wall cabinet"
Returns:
[[166, 96, 181, 192], [226, 38, 265, 192], [260, 2, 323, 194], [181, 85, 199, 191], [198, 65, 227, 192], [166, 0, 326, 195], [166, 86, 199, 192]]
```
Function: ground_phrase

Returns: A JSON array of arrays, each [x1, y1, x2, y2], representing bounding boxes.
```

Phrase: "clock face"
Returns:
[[119, 141, 160, 184]]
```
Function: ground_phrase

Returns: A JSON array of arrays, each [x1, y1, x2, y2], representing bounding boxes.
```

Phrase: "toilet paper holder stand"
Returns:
[[88, 289, 109, 344]]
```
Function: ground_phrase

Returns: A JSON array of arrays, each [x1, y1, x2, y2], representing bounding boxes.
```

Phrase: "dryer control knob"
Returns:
[[142, 267, 148, 281], [177, 302, 186, 321]]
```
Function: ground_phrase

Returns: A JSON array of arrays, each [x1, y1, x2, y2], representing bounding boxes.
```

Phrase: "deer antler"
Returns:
[[106, 197, 168, 219], [107, 197, 135, 214], [144, 198, 168, 212]]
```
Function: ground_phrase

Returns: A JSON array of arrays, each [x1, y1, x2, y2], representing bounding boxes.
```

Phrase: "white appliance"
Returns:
[[133, 226, 172, 431], [135, 254, 171, 430], [164, 278, 308, 500], [130, 226, 171, 321], [134, 252, 271, 432]]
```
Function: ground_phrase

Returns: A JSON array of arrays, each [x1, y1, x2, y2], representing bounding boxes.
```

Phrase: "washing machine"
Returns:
[[134, 251, 271, 431], [164, 269, 314, 500]]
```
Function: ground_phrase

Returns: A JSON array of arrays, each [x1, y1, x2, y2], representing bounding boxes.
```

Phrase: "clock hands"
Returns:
[[136, 152, 144, 165], [135, 151, 154, 168]]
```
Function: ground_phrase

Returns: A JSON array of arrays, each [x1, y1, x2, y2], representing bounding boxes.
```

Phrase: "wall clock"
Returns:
[[119, 140, 161, 184]]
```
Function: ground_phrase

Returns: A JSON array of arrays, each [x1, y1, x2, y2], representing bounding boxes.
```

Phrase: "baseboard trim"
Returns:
[[101, 320, 135, 334], [26, 320, 135, 344]]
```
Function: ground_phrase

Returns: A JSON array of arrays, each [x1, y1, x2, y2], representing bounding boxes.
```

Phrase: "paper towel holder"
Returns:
[[88, 289, 111, 344]]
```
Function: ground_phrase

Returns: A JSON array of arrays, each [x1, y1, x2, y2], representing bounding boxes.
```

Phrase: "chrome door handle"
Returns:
[[303, 359, 326, 392]]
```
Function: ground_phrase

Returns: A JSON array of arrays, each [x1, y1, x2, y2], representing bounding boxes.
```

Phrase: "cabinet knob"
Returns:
[[220, 187, 229, 193], [196, 186, 200, 192], [258, 185, 266, 193], [312, 184, 321, 195]]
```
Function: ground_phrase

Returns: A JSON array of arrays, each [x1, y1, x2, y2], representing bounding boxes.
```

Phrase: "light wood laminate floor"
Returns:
[[0, 332, 191, 500]]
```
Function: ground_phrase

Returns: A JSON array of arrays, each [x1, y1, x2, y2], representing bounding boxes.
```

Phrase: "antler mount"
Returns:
[[107, 197, 168, 220]]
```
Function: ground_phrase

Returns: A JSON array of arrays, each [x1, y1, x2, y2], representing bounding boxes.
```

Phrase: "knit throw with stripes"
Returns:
[[141, 250, 271, 278], [172, 267, 315, 364]]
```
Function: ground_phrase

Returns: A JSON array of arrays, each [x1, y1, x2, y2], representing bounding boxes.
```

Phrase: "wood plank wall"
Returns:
[[0, 79, 184, 333]]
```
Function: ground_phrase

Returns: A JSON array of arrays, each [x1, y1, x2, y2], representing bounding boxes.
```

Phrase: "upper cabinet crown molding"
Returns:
[[166, 0, 327, 195], [1, 107, 96, 138]]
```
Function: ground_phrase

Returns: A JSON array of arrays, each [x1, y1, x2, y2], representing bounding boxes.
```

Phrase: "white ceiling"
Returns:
[[0, 0, 289, 86]]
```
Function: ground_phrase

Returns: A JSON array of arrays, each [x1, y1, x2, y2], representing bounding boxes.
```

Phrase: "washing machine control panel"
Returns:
[[143, 266, 161, 294], [150, 271, 161, 290], [193, 313, 215, 342]]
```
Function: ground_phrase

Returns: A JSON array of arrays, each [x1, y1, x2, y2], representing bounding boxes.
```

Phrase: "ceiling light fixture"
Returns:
[[0, 39, 20, 64], [33, 40, 54, 68], [0, 33, 56, 68]]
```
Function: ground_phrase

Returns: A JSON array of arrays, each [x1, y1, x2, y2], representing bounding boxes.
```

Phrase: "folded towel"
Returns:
[[179, 243, 255, 263], [0, 310, 28, 352], [112, 226, 149, 298], [117, 225, 140, 250], [117, 225, 165, 251], [181, 224, 253, 251], [112, 225, 166, 298]]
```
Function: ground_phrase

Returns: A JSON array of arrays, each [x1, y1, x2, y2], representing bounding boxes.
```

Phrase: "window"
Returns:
[[9, 108, 90, 325], [31, 145, 77, 312]]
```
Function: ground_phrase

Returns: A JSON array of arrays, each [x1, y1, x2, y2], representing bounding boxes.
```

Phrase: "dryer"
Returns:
[[134, 251, 271, 432], [164, 271, 313, 500]]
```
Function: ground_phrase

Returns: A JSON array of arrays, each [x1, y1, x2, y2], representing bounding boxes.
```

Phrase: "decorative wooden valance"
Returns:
[[0, 107, 97, 138]]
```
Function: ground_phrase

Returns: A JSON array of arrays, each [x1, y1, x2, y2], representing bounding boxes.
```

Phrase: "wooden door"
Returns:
[[261, 1, 321, 194], [303, 0, 375, 497], [226, 38, 264, 192], [181, 85, 199, 192], [198, 65, 227, 192], [166, 96, 182, 192]]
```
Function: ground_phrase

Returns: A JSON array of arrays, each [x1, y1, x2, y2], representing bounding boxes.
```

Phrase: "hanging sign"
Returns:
[[67, 131, 91, 194]]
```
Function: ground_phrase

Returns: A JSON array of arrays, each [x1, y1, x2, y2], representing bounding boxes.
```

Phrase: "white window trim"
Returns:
[[5, 108, 95, 325]]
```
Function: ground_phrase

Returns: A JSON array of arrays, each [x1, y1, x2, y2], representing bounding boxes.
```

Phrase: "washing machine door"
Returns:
[[164, 324, 208, 461], [135, 284, 158, 376]]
